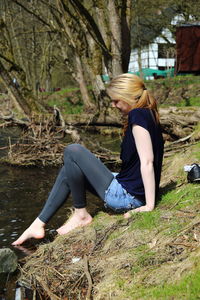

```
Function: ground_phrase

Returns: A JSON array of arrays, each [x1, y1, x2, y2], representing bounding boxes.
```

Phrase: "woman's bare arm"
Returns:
[[124, 125, 155, 216]]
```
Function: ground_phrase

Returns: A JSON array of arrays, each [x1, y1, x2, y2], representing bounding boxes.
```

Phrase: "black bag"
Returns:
[[187, 164, 200, 183]]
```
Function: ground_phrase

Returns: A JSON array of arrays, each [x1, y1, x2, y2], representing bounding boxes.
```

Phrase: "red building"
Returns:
[[176, 23, 200, 74]]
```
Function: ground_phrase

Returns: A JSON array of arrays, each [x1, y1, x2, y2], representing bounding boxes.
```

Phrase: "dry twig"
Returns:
[[84, 255, 93, 300]]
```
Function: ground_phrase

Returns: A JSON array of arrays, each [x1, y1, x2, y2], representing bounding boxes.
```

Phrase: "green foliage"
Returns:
[[131, 0, 176, 48]]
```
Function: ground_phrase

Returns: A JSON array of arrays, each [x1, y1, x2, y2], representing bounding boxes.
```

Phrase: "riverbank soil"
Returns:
[[18, 138, 200, 299]]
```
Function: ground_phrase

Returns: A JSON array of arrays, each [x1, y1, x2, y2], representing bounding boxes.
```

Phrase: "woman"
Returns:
[[12, 73, 164, 246]]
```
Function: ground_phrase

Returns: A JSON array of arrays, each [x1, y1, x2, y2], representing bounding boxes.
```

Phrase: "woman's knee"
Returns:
[[64, 144, 84, 159]]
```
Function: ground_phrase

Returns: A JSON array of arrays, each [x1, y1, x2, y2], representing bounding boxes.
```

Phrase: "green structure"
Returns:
[[101, 68, 174, 82], [130, 68, 174, 79]]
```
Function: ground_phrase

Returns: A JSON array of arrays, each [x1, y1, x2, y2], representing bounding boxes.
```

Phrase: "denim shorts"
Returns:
[[104, 173, 144, 213]]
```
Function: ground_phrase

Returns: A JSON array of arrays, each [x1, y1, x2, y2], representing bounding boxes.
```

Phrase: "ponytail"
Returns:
[[134, 89, 160, 123]]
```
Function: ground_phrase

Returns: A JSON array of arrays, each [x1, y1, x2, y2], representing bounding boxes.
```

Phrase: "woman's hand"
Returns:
[[124, 205, 154, 218]]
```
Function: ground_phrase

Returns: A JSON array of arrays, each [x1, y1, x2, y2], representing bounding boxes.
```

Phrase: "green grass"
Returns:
[[130, 246, 159, 275], [47, 98, 83, 114], [40, 75, 200, 115], [147, 74, 200, 107], [129, 210, 161, 231], [136, 250, 157, 267], [193, 151, 200, 161], [115, 276, 126, 290], [177, 96, 200, 107], [165, 219, 187, 236], [160, 183, 200, 210], [56, 87, 79, 94], [92, 211, 114, 230], [107, 230, 123, 241], [127, 264, 200, 299], [147, 74, 200, 88]]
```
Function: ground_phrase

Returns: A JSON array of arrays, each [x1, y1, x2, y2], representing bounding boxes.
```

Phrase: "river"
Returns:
[[0, 127, 120, 299]]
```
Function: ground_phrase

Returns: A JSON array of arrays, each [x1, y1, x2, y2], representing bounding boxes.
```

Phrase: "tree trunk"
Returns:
[[107, 0, 123, 76], [75, 55, 95, 109], [0, 60, 41, 117], [121, 0, 132, 72], [58, 39, 94, 109]]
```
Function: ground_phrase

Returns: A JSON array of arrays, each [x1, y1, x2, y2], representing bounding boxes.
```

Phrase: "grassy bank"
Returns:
[[146, 75, 200, 107], [19, 140, 200, 299], [37, 75, 200, 116]]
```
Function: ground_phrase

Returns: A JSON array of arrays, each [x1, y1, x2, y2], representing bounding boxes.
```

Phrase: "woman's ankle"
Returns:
[[74, 207, 90, 219], [56, 209, 92, 235], [32, 217, 46, 228]]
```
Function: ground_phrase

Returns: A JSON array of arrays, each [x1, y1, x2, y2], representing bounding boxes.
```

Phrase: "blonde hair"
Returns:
[[106, 73, 159, 123]]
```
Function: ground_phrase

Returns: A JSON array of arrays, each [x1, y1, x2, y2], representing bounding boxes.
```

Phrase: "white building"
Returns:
[[128, 28, 175, 75], [128, 15, 187, 77]]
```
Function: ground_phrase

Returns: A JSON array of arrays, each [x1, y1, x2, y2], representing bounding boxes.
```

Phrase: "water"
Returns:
[[0, 165, 104, 248], [0, 165, 60, 247], [0, 127, 120, 299], [0, 165, 70, 298]]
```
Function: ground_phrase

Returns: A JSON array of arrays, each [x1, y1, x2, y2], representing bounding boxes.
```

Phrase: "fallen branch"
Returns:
[[165, 133, 194, 147], [0, 112, 30, 127], [84, 255, 93, 300], [35, 276, 60, 300]]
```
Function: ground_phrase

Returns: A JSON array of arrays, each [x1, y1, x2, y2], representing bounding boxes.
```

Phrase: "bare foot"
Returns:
[[12, 218, 45, 245], [124, 211, 131, 219], [56, 208, 92, 235]]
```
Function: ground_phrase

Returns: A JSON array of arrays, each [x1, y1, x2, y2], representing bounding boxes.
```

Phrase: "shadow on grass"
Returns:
[[157, 180, 178, 205]]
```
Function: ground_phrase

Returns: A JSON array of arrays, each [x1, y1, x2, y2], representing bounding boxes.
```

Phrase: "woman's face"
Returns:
[[111, 99, 132, 115]]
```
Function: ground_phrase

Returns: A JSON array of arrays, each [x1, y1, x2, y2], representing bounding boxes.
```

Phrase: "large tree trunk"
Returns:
[[107, 0, 123, 75], [121, 0, 132, 72], [0, 60, 41, 117]]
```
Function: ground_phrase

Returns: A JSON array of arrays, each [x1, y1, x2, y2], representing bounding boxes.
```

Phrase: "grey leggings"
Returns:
[[38, 144, 114, 223]]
